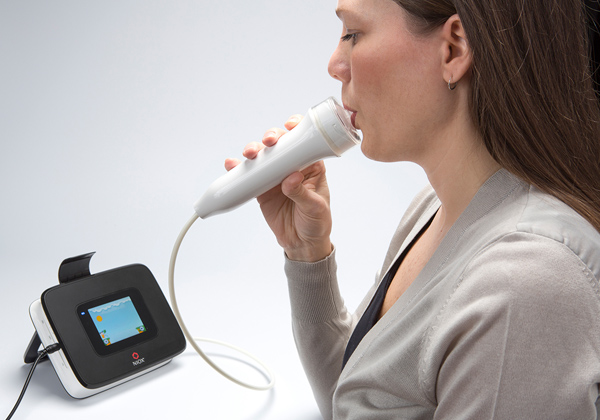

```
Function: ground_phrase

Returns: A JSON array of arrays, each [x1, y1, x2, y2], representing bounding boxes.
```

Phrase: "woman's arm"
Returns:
[[285, 250, 356, 419]]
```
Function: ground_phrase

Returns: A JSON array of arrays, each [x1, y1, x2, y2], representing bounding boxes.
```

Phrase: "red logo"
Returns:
[[132, 352, 139, 360]]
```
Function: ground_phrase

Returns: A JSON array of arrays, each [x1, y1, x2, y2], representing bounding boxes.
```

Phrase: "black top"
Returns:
[[341, 216, 434, 370]]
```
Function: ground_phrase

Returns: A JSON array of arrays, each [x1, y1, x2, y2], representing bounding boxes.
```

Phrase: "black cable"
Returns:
[[6, 343, 61, 420]]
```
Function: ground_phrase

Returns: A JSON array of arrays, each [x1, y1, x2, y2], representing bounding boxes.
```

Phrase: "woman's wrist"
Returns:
[[284, 241, 333, 263]]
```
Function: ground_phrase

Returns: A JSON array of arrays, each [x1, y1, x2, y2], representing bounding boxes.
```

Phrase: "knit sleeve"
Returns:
[[285, 248, 357, 420]]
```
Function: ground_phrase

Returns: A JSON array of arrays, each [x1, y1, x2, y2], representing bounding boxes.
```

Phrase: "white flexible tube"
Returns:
[[168, 213, 276, 391]]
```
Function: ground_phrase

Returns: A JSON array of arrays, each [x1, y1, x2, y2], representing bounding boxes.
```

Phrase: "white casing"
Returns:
[[29, 299, 171, 399], [193, 97, 360, 218]]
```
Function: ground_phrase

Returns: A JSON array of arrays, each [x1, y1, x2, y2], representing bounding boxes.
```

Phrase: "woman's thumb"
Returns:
[[281, 171, 307, 202]]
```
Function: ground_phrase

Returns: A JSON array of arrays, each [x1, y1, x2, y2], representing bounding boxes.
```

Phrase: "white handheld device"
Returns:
[[168, 97, 360, 391], [193, 97, 361, 218]]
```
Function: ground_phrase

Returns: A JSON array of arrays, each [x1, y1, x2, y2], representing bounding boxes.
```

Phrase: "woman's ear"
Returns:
[[440, 14, 472, 86]]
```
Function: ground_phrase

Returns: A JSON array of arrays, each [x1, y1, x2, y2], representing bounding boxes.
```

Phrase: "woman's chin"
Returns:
[[360, 141, 384, 162]]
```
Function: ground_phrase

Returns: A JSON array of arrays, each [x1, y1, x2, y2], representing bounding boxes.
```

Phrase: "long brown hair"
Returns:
[[395, 0, 600, 232]]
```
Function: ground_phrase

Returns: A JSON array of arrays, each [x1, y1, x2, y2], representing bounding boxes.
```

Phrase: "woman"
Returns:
[[227, 0, 600, 418]]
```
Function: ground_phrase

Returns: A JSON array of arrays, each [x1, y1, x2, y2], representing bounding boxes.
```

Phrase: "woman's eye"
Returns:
[[340, 33, 358, 44]]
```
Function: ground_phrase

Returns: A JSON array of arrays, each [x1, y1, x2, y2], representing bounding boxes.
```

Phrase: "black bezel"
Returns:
[[77, 288, 157, 356], [41, 264, 186, 389]]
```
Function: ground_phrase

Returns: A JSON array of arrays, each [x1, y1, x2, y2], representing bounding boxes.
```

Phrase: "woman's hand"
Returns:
[[224, 115, 333, 262]]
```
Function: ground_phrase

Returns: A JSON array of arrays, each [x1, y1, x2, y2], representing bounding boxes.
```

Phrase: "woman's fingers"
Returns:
[[224, 113, 304, 172], [262, 127, 286, 147], [224, 158, 241, 172], [284, 114, 303, 131], [242, 141, 265, 159], [263, 114, 303, 147]]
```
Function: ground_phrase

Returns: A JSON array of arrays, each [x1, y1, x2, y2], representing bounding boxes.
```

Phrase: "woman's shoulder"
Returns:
[[454, 171, 600, 283], [515, 185, 600, 273], [446, 177, 600, 309], [456, 191, 600, 310]]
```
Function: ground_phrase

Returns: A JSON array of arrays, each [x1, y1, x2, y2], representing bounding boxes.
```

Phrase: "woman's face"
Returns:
[[329, 0, 449, 163]]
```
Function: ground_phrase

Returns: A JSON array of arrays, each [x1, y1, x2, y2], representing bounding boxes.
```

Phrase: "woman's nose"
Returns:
[[328, 44, 350, 83]]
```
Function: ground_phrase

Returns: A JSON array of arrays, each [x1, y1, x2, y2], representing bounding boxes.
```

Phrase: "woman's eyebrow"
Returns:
[[336, 8, 366, 22], [335, 8, 354, 19]]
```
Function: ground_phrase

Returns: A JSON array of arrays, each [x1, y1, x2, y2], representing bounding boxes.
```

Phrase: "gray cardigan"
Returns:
[[285, 169, 600, 419]]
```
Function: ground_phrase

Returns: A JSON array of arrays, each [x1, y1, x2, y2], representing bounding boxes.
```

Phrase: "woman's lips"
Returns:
[[350, 111, 357, 129], [344, 105, 358, 129]]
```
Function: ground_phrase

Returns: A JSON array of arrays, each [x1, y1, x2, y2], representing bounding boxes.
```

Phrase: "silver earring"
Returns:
[[448, 76, 457, 91]]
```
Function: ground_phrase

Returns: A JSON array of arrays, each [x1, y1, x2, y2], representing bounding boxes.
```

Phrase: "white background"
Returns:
[[0, 1, 427, 419]]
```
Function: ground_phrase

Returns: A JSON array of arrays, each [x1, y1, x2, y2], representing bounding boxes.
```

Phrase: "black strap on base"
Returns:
[[58, 252, 96, 284]]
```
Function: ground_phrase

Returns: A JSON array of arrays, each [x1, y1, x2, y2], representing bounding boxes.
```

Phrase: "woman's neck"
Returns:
[[422, 120, 501, 235]]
